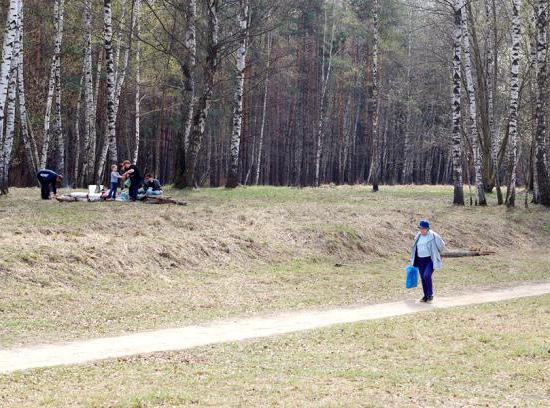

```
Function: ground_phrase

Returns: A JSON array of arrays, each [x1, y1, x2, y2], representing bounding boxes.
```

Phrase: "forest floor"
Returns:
[[0, 185, 549, 349]]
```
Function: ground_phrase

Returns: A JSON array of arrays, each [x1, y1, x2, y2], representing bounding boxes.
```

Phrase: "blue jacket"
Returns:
[[410, 230, 446, 270], [37, 169, 60, 183]]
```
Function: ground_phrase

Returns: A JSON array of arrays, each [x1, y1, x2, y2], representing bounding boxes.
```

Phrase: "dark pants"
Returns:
[[129, 178, 141, 201], [108, 182, 118, 199], [414, 253, 434, 298], [39, 181, 55, 199]]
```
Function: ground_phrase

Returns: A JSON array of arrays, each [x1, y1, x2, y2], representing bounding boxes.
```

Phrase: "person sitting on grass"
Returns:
[[409, 219, 445, 303], [140, 174, 163, 196], [36, 169, 63, 200], [107, 164, 123, 200]]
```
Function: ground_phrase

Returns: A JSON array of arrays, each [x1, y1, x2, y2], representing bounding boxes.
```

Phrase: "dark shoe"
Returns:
[[426, 296, 433, 303], [419, 297, 428, 303]]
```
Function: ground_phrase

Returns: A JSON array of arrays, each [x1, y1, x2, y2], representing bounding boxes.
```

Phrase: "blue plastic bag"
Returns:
[[405, 265, 419, 288]]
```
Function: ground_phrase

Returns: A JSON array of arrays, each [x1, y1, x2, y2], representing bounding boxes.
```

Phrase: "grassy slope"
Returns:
[[0, 185, 549, 347], [1, 295, 548, 407]]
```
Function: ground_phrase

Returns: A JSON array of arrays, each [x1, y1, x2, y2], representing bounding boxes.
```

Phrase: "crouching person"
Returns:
[[141, 174, 163, 196], [36, 169, 63, 200]]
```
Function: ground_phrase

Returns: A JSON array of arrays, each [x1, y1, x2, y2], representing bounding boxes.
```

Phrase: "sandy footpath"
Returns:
[[1, 282, 549, 374]]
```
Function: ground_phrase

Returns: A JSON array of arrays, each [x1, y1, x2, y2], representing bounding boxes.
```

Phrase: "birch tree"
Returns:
[[81, 0, 95, 185], [534, 0, 550, 206], [313, 0, 336, 187], [0, 0, 19, 158], [462, 5, 486, 205], [226, 0, 250, 188], [133, 0, 141, 164], [485, 0, 502, 204], [506, 0, 522, 208], [184, 0, 219, 187], [97, 0, 118, 181], [253, 31, 272, 186], [451, 0, 465, 205], [368, 0, 381, 192], [39, 0, 64, 170], [15, 0, 38, 175]]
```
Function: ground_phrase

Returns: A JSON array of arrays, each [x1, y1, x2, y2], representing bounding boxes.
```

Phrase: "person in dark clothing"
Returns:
[[121, 160, 142, 201], [36, 169, 63, 200], [141, 174, 162, 196]]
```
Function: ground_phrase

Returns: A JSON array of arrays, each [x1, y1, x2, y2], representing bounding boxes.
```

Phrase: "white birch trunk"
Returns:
[[253, 32, 272, 186], [16, 0, 38, 175], [73, 75, 84, 186], [0, 60, 17, 192], [96, 0, 117, 182], [451, 0, 465, 205], [314, 0, 336, 187], [132, 0, 141, 164], [506, 0, 523, 207], [534, 0, 550, 206], [226, 0, 249, 188], [368, 0, 381, 191], [81, 0, 94, 185], [0, 0, 19, 152], [39, 0, 64, 170], [184, 0, 218, 187], [402, 8, 414, 184], [54, 0, 65, 176], [462, 6, 486, 205]]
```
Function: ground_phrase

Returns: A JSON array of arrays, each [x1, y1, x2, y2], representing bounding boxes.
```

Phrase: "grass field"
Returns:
[[1, 185, 549, 347], [1, 295, 548, 407]]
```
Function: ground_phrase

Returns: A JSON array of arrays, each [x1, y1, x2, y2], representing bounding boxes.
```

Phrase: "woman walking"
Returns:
[[410, 220, 445, 302]]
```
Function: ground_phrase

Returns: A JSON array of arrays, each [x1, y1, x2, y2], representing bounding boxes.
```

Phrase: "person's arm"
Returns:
[[434, 232, 446, 253], [153, 179, 162, 190], [51, 181, 57, 196]]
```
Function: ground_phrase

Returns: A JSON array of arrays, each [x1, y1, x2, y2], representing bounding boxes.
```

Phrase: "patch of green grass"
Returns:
[[1, 296, 548, 407]]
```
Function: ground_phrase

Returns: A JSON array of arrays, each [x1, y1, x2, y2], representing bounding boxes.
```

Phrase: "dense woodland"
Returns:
[[0, 0, 549, 206]]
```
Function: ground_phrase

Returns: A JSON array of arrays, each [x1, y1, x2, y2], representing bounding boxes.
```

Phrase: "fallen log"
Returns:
[[442, 250, 496, 258], [142, 196, 187, 206]]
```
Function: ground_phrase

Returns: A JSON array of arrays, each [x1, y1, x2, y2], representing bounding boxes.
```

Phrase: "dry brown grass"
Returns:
[[0, 185, 549, 347]]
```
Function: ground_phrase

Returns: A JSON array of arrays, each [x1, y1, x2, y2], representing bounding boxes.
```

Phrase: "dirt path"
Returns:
[[1, 282, 549, 374]]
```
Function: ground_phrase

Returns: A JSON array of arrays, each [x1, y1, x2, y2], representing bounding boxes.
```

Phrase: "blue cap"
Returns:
[[418, 220, 430, 229]]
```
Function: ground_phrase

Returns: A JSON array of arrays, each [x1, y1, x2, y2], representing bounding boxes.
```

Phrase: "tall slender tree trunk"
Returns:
[[16, 0, 38, 175], [485, 0, 503, 204], [132, 0, 141, 164], [0, 54, 18, 193], [81, 0, 94, 186], [368, 0, 381, 191], [452, 0, 465, 205], [39, 0, 64, 170], [402, 8, 414, 184], [462, 5, 487, 205], [253, 32, 272, 186], [506, 0, 523, 208], [534, 0, 550, 206], [0, 0, 19, 163], [54, 8, 65, 177], [97, 0, 117, 182], [226, 0, 249, 188], [184, 0, 219, 188], [73, 75, 84, 187]]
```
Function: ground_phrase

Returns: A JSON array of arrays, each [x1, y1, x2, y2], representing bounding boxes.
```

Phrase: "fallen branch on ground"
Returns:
[[142, 196, 187, 206], [442, 250, 496, 258]]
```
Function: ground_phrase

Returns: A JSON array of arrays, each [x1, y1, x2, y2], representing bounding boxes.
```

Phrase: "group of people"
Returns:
[[36, 160, 162, 202]]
